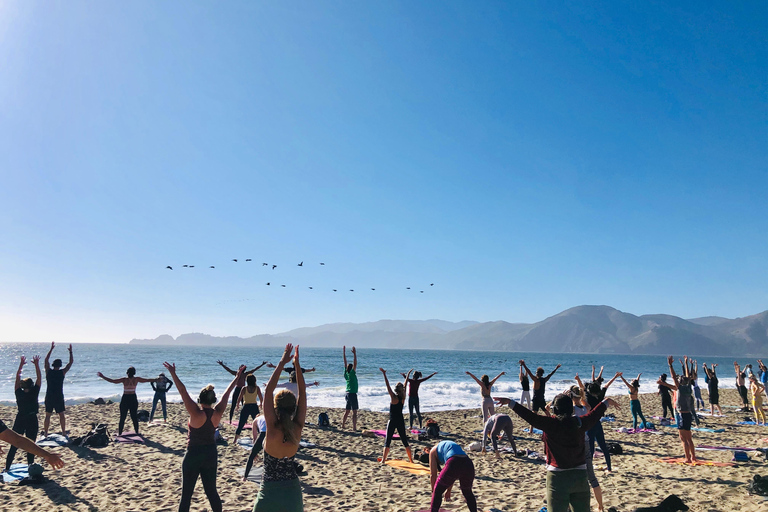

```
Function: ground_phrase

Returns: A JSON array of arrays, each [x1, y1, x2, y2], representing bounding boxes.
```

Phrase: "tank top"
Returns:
[[676, 383, 694, 413], [188, 408, 216, 447], [124, 378, 137, 394], [45, 369, 65, 398], [263, 451, 298, 482], [242, 387, 259, 404], [389, 396, 404, 419], [436, 440, 466, 464], [521, 376, 530, 392]]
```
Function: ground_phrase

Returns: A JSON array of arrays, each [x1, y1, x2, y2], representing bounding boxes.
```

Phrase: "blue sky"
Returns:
[[1, 1, 765, 343]]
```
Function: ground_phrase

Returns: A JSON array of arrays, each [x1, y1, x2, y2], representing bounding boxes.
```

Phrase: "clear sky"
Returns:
[[1, 1, 766, 343]]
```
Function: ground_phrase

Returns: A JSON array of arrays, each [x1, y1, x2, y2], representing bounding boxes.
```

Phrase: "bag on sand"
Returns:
[[74, 423, 110, 448], [426, 419, 440, 439], [137, 410, 150, 422], [748, 474, 768, 496], [318, 412, 330, 427], [606, 442, 623, 455]]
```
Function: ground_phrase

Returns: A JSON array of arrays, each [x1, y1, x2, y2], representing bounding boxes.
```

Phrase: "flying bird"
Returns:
[[371, 288, 375, 291], [430, 283, 434, 286], [406, 287, 411, 290], [232, 259, 238, 262], [166, 266, 173, 270], [272, 265, 277, 270], [349, 289, 354, 292], [420, 291, 424, 293], [308, 287, 313, 290], [189, 265, 195, 268], [266, 282, 270, 286], [262, 263, 268, 266], [281, 284, 286, 287], [333, 289, 337, 292], [297, 261, 303, 266], [320, 262, 325, 265], [183, 265, 188, 268], [246, 259, 252, 262]]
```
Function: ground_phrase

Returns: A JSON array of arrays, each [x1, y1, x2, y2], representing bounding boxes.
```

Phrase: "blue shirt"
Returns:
[[436, 440, 466, 464]]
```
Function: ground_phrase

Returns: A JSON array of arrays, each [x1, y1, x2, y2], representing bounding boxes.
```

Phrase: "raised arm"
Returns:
[[343, 346, 348, 370], [32, 355, 42, 387], [214, 366, 245, 416], [489, 371, 506, 386], [667, 356, 680, 387], [247, 361, 268, 374], [264, 344, 294, 426], [619, 374, 632, 389], [596, 365, 604, 380], [545, 364, 562, 380], [465, 371, 482, 386], [63, 344, 74, 374], [163, 362, 200, 417], [420, 372, 438, 382], [134, 376, 158, 384], [403, 369, 413, 389], [216, 360, 237, 376], [293, 346, 307, 426], [352, 346, 357, 370], [96, 372, 123, 385], [380, 368, 396, 399], [14, 357, 25, 390], [519, 360, 536, 380], [603, 371, 621, 390], [44, 342, 54, 371]]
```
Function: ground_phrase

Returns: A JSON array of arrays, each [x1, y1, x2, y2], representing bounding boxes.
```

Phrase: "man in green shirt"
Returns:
[[342, 345, 359, 430]]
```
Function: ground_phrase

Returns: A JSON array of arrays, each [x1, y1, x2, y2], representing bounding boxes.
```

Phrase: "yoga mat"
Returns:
[[615, 428, 661, 434], [227, 421, 252, 429], [1, 463, 29, 482], [37, 434, 69, 447], [697, 445, 757, 451], [299, 440, 316, 448], [737, 421, 768, 426], [657, 457, 735, 467], [237, 438, 254, 450], [691, 427, 725, 433], [114, 433, 145, 444], [522, 427, 543, 435], [236, 466, 263, 484], [381, 459, 431, 476]]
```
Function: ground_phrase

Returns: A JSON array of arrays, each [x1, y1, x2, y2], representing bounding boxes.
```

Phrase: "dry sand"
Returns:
[[0, 388, 766, 511]]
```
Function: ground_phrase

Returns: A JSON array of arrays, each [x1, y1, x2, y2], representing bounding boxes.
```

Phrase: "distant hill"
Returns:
[[129, 307, 768, 356]]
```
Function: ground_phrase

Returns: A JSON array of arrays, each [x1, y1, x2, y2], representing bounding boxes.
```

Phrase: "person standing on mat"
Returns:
[[758, 359, 768, 403], [619, 373, 647, 430], [749, 374, 766, 425], [401, 370, 437, 428], [570, 382, 605, 512], [0, 419, 65, 471], [519, 363, 532, 409], [520, 359, 561, 414], [427, 440, 478, 512], [691, 361, 705, 411], [97, 367, 157, 435], [43, 342, 73, 437], [481, 413, 517, 458], [242, 414, 267, 482], [216, 360, 268, 424], [702, 363, 723, 416], [252, 343, 307, 512], [164, 361, 242, 512], [734, 362, 751, 411], [341, 346, 359, 431], [233, 373, 263, 444], [584, 375, 619, 472], [657, 374, 674, 419], [495, 392, 619, 512], [380, 367, 413, 464], [150, 372, 173, 423], [465, 370, 505, 425], [5, 355, 42, 471], [659, 355, 697, 464]]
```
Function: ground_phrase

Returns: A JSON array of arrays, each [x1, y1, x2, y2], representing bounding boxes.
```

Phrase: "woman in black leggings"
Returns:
[[164, 361, 242, 512], [379, 368, 413, 464], [97, 367, 157, 435]]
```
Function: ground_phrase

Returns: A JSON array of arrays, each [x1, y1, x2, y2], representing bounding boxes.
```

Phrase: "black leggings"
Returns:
[[385, 417, 409, 448], [180, 444, 221, 512], [5, 413, 38, 468], [119, 394, 139, 435], [408, 396, 422, 428], [236, 403, 260, 436], [587, 424, 611, 471], [244, 431, 266, 479], [229, 387, 242, 423], [661, 394, 674, 418]]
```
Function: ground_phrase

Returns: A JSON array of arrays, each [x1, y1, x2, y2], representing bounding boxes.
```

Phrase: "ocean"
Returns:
[[0, 343, 747, 413]]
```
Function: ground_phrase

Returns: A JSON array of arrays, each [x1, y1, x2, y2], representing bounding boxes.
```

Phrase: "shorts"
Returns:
[[345, 392, 358, 411], [45, 395, 66, 414], [675, 412, 693, 431], [532, 396, 547, 413]]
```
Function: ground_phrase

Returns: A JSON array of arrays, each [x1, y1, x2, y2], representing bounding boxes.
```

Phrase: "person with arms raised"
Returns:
[[341, 346, 359, 431], [164, 361, 243, 512], [43, 342, 73, 437], [5, 355, 42, 471]]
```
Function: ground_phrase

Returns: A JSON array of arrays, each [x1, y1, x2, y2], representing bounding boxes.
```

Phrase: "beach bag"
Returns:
[[318, 412, 330, 427], [748, 475, 768, 496], [418, 451, 430, 465], [606, 442, 623, 455], [467, 441, 482, 452], [214, 428, 227, 446], [82, 423, 110, 448], [426, 419, 440, 439], [137, 410, 150, 422], [733, 451, 750, 462]]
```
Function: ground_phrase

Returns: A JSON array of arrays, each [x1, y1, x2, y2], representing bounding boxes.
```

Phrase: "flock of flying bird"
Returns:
[[164, 260, 435, 293]]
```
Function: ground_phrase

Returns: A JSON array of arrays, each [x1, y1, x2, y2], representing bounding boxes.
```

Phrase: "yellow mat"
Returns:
[[383, 459, 431, 475]]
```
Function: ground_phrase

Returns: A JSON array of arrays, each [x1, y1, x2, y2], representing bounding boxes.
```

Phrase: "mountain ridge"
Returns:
[[129, 307, 768, 356]]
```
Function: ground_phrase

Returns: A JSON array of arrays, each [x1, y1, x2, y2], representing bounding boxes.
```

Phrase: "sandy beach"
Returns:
[[0, 388, 766, 511]]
